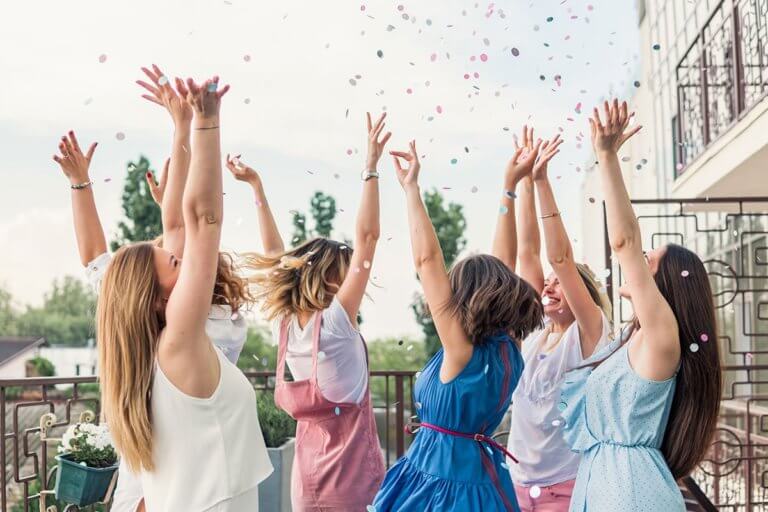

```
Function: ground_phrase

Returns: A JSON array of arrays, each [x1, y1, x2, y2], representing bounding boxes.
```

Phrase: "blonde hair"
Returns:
[[243, 238, 351, 320], [96, 242, 161, 472], [575, 263, 613, 321]]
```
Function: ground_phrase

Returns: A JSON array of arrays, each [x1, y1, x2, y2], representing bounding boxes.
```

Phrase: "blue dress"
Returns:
[[373, 333, 524, 511], [559, 329, 685, 511]]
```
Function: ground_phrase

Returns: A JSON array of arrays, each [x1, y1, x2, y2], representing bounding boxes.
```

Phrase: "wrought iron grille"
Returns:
[[676, 0, 768, 175], [603, 196, 768, 511]]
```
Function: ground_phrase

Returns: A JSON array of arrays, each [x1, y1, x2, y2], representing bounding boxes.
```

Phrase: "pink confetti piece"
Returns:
[[480, 53, 488, 62], [98, 54, 107, 63], [243, 54, 251, 62], [436, 105, 443, 114]]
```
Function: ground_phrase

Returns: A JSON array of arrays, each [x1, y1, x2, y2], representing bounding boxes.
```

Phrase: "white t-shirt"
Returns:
[[508, 312, 611, 487], [271, 298, 368, 404]]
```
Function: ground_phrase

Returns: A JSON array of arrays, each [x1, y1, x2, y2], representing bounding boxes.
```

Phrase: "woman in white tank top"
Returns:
[[491, 127, 612, 511], [53, 65, 271, 512], [92, 75, 269, 512]]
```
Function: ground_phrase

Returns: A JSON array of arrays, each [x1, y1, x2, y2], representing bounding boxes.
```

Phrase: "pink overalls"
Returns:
[[275, 312, 385, 511]]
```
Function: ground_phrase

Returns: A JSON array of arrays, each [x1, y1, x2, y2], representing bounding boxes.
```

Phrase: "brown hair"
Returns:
[[243, 238, 352, 320], [575, 263, 613, 320], [445, 254, 544, 344], [592, 244, 721, 479], [97, 242, 161, 472]]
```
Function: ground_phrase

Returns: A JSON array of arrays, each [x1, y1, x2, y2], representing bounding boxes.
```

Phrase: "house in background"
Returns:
[[0, 337, 45, 379]]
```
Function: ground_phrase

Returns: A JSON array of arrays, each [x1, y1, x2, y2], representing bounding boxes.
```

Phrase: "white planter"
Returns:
[[258, 438, 294, 512]]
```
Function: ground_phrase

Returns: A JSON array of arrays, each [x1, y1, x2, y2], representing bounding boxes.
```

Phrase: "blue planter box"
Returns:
[[54, 453, 118, 506], [259, 438, 294, 512]]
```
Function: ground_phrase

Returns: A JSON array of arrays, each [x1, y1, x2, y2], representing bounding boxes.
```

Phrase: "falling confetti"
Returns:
[[318, 351, 326, 360], [700, 333, 709, 342], [551, 419, 562, 427], [377, 49, 384, 58], [98, 54, 107, 63], [363, 260, 371, 269], [480, 53, 488, 62], [499, 205, 509, 215], [690, 343, 700, 353], [450, 158, 458, 164], [244, 98, 251, 104], [634, 81, 641, 88], [542, 296, 551, 306], [334, 406, 341, 415], [415, 401, 422, 409], [681, 270, 690, 277], [652, 43, 661, 50], [588, 197, 596, 203], [115, 132, 125, 141], [511, 48, 520, 57], [530, 485, 542, 498], [504, 190, 516, 200], [243, 54, 251, 62], [471, 186, 479, 193]]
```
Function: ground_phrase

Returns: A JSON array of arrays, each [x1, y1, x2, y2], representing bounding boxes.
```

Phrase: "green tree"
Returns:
[[0, 285, 18, 335], [110, 156, 162, 251], [411, 189, 467, 357], [15, 277, 97, 346], [237, 327, 278, 372], [291, 191, 338, 246], [27, 356, 56, 377]]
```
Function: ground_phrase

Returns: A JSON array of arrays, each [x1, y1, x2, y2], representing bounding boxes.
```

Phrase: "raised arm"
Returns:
[[533, 135, 604, 356], [392, 141, 472, 381], [225, 155, 285, 256], [137, 64, 193, 258], [491, 126, 541, 273], [164, 76, 229, 355], [53, 131, 105, 266], [591, 99, 679, 380], [335, 112, 391, 324]]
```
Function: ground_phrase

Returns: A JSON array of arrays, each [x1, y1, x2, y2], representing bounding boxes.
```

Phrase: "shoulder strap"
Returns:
[[310, 311, 323, 378], [276, 316, 291, 384]]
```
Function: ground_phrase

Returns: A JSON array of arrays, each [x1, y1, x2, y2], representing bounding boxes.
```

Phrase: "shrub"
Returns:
[[257, 391, 296, 448]]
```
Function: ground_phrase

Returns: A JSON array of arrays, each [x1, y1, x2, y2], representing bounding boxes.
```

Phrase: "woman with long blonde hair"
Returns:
[[53, 65, 270, 512], [233, 112, 389, 511], [493, 126, 613, 511], [95, 75, 270, 511]]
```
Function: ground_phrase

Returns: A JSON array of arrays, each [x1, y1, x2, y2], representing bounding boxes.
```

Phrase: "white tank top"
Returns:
[[141, 347, 273, 511], [508, 312, 610, 486]]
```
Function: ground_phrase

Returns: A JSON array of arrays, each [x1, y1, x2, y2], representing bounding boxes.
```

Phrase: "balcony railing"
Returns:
[[0, 371, 417, 512], [675, 0, 768, 176]]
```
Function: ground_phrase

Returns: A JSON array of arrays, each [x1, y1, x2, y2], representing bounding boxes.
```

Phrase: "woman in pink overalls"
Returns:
[[237, 112, 391, 511]]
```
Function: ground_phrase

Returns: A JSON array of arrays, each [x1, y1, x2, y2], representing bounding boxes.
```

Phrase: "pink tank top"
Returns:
[[274, 312, 385, 510]]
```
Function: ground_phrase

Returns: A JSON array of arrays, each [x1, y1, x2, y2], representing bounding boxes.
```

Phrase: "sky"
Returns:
[[0, 0, 640, 340]]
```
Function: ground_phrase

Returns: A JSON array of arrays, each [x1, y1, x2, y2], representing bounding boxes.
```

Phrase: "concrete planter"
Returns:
[[259, 438, 294, 512]]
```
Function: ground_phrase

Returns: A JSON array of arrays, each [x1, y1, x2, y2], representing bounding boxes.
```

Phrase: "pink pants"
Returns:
[[514, 479, 575, 512]]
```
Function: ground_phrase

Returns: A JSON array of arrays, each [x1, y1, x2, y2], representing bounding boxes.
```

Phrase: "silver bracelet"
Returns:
[[71, 181, 93, 190]]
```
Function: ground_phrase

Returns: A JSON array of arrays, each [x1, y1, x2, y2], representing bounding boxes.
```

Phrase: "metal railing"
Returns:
[[0, 370, 417, 512]]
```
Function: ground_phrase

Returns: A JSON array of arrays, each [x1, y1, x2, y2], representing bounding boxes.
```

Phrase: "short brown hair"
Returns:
[[445, 254, 544, 344]]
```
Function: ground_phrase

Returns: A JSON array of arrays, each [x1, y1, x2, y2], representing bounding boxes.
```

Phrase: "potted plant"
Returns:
[[54, 422, 118, 506], [258, 391, 296, 512]]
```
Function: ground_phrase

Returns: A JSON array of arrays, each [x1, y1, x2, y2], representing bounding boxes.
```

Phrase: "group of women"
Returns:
[[52, 66, 722, 512]]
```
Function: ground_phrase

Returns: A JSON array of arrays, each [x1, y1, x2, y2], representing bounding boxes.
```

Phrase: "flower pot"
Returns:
[[54, 453, 118, 506], [258, 438, 295, 512]]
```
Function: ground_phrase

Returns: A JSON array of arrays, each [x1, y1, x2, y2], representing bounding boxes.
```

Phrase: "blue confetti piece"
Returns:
[[207, 82, 218, 92], [557, 401, 567, 412], [499, 205, 509, 215], [334, 406, 341, 416], [483, 364, 489, 374]]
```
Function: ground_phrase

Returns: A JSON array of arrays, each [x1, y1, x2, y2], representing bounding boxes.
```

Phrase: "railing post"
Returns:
[[395, 375, 405, 458]]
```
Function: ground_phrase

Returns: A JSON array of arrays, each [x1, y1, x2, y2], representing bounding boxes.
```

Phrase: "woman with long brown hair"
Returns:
[[559, 100, 721, 511], [95, 75, 270, 511]]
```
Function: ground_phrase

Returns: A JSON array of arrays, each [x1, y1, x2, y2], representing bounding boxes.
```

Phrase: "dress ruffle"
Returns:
[[559, 365, 598, 453], [373, 456, 512, 512]]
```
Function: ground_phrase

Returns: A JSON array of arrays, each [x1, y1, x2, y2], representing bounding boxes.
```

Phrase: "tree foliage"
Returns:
[[110, 156, 162, 251], [291, 191, 338, 246], [410, 189, 467, 357]]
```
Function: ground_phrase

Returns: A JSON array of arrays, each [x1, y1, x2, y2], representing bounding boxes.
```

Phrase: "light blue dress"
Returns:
[[373, 333, 524, 511], [559, 329, 685, 511]]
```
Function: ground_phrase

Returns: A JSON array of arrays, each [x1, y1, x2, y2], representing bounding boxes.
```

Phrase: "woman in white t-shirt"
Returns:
[[492, 127, 612, 511], [233, 112, 389, 511]]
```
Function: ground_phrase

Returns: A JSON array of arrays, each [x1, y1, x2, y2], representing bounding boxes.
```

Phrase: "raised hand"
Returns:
[[225, 154, 260, 184], [146, 158, 170, 205], [53, 131, 98, 185], [532, 134, 564, 181], [590, 99, 642, 154], [136, 64, 192, 126], [184, 76, 230, 121], [391, 140, 420, 189], [506, 125, 542, 185], [366, 112, 392, 170]]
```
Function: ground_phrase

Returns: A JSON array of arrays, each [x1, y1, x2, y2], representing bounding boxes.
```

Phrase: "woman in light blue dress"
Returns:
[[559, 100, 722, 511]]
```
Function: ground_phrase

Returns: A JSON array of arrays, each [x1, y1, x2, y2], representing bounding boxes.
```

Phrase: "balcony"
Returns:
[[674, 0, 768, 198]]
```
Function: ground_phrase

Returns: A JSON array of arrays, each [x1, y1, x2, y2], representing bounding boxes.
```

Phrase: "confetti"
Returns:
[[530, 485, 542, 499], [244, 98, 251, 104], [700, 333, 709, 342], [546, 16, 554, 22], [98, 54, 107, 63], [363, 260, 371, 269], [480, 53, 488, 62], [398, 339, 404, 346], [511, 48, 520, 57], [499, 205, 509, 215], [415, 401, 422, 409], [367, 506, 376, 512], [406, 88, 413, 94], [243, 54, 251, 62], [557, 401, 567, 412], [681, 270, 690, 277], [588, 197, 596, 203], [158, 75, 169, 86], [471, 186, 479, 193], [504, 190, 516, 200], [542, 296, 551, 306], [430, 53, 438, 62], [652, 43, 661, 50], [350, 78, 358, 86], [551, 419, 562, 427], [483, 364, 489, 374], [377, 49, 384, 58], [334, 406, 341, 415], [407, 344, 414, 351], [206, 82, 217, 92], [634, 81, 641, 88], [115, 132, 126, 141], [689, 343, 700, 353], [318, 351, 326, 360], [230, 312, 239, 321], [436, 105, 443, 114], [450, 158, 458, 164]]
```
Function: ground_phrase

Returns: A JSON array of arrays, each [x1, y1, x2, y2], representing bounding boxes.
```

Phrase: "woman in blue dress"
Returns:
[[373, 140, 544, 511], [559, 100, 722, 511]]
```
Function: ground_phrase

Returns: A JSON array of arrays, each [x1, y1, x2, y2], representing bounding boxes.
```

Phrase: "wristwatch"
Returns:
[[362, 169, 380, 181]]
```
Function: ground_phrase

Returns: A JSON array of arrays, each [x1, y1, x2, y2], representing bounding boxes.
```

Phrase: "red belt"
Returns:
[[405, 421, 519, 464]]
